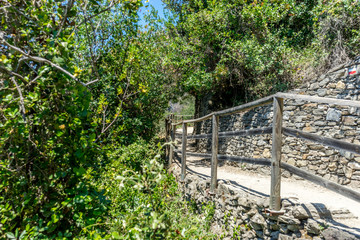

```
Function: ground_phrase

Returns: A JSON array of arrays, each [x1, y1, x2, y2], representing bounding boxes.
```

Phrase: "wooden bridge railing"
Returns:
[[165, 92, 360, 211]]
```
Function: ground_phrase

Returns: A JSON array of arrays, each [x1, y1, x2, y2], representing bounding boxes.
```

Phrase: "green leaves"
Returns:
[[73, 167, 86, 177]]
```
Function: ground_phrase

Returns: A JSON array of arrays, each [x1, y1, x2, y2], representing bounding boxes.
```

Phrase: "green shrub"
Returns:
[[91, 140, 215, 239]]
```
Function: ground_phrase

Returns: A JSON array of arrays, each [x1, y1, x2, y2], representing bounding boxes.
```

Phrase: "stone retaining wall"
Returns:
[[199, 61, 360, 187], [169, 165, 358, 239]]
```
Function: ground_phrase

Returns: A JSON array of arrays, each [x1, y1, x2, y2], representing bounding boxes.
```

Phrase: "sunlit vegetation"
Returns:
[[1, 0, 359, 238]]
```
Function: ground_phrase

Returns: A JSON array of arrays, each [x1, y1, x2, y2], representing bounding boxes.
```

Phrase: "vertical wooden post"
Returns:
[[270, 97, 283, 211], [210, 114, 219, 193], [181, 122, 187, 181], [165, 117, 169, 162], [169, 123, 175, 165]]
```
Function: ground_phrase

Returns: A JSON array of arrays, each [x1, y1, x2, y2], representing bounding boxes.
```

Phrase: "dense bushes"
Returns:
[[93, 140, 214, 239], [163, 0, 360, 110]]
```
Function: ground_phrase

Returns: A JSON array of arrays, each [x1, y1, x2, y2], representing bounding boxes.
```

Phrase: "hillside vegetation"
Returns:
[[0, 0, 359, 239]]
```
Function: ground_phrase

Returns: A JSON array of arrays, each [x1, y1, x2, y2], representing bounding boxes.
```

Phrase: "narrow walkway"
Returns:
[[175, 127, 360, 234]]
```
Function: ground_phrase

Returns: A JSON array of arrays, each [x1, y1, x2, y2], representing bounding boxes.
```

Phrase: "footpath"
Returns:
[[174, 127, 360, 236]]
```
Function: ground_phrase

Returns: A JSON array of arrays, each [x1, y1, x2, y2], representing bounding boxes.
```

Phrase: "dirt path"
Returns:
[[175, 127, 360, 235]]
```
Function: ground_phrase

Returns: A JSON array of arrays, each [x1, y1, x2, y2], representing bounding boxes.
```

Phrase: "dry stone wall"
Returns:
[[169, 165, 358, 239], [199, 60, 360, 187]]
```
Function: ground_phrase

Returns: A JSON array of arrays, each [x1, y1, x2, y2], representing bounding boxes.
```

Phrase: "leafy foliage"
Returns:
[[163, 0, 360, 109], [1, 0, 360, 239], [92, 141, 214, 239]]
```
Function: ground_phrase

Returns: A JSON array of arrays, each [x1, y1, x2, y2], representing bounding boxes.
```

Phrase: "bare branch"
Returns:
[[0, 37, 89, 87], [10, 76, 26, 122], [101, 72, 132, 134], [77, 0, 116, 26], [85, 79, 99, 85], [0, 66, 27, 83], [56, 0, 75, 38]]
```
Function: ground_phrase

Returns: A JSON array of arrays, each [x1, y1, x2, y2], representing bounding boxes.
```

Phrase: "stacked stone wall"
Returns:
[[199, 61, 360, 187], [169, 165, 358, 239]]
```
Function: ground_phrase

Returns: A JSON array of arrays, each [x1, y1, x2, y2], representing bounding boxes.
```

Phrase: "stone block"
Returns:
[[326, 109, 342, 122], [336, 81, 346, 89], [342, 116, 357, 126], [317, 89, 327, 97], [321, 227, 358, 240], [305, 219, 321, 235], [249, 213, 266, 231]]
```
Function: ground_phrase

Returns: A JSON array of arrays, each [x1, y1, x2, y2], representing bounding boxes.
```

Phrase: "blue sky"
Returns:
[[138, 0, 166, 26]]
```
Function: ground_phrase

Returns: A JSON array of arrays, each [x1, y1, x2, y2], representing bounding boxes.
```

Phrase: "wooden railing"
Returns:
[[165, 93, 360, 211]]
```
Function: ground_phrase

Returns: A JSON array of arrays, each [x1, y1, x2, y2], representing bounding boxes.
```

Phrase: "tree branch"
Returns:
[[0, 66, 27, 84], [10, 76, 26, 122], [0, 37, 89, 87], [55, 0, 75, 38], [77, 0, 116, 26]]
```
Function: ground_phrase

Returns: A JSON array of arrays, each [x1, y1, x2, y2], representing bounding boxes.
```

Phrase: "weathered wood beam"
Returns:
[[283, 127, 360, 155], [174, 150, 272, 166], [188, 127, 273, 139], [270, 97, 283, 211], [210, 115, 219, 192], [281, 162, 360, 203], [181, 122, 187, 181], [169, 124, 176, 164], [215, 94, 275, 116], [276, 92, 360, 108]]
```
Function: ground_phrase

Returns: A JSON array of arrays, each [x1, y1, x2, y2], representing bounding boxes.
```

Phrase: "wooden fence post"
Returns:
[[169, 123, 175, 165], [181, 122, 187, 181], [210, 114, 219, 193], [165, 117, 169, 162], [270, 97, 283, 211]]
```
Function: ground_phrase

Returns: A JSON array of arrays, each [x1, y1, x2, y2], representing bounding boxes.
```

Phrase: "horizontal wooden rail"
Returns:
[[283, 127, 360, 155], [187, 127, 273, 139], [174, 150, 360, 203], [173, 94, 275, 125], [173, 92, 360, 126], [277, 92, 360, 108], [174, 150, 272, 166], [215, 94, 275, 116], [167, 91, 360, 208], [281, 162, 360, 203]]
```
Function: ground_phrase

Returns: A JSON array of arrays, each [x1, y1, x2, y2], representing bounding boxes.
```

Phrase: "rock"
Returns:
[[287, 158, 296, 166], [303, 126, 316, 133], [328, 162, 338, 172], [263, 148, 271, 158], [238, 196, 252, 208], [292, 203, 331, 219], [317, 89, 327, 97], [310, 83, 320, 90], [278, 233, 293, 240], [328, 83, 336, 88], [348, 161, 360, 170], [279, 224, 289, 234], [336, 81, 346, 89], [321, 227, 358, 240], [255, 197, 269, 208], [255, 230, 264, 238], [287, 224, 300, 232], [342, 116, 357, 126], [306, 219, 322, 235], [292, 205, 310, 220], [326, 109, 342, 122], [218, 183, 230, 195], [278, 215, 301, 225], [270, 231, 280, 240], [345, 168, 354, 178], [319, 78, 330, 87]]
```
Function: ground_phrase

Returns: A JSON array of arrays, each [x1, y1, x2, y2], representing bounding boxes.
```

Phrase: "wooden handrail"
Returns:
[[167, 92, 360, 209], [277, 92, 360, 108], [186, 127, 272, 139]]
